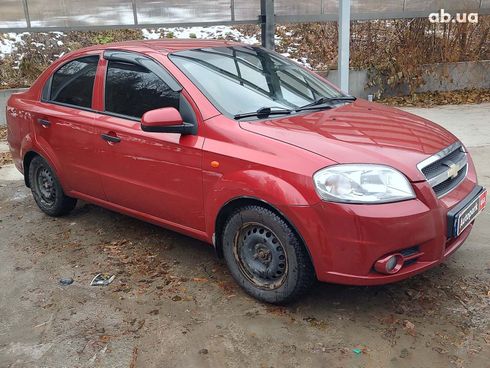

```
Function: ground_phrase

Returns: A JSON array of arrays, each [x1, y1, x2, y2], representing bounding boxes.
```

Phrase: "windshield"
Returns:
[[169, 46, 345, 119]]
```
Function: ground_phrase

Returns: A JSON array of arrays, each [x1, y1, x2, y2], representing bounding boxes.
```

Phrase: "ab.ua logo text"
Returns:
[[428, 9, 478, 23]]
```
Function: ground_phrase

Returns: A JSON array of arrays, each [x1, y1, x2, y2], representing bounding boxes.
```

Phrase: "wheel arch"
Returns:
[[23, 149, 64, 191], [213, 196, 315, 274], [21, 138, 66, 192], [23, 150, 40, 188]]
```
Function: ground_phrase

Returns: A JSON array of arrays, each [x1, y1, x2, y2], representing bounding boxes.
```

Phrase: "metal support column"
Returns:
[[131, 0, 139, 25], [338, 0, 351, 93], [260, 0, 275, 50], [21, 0, 31, 29], [231, 0, 236, 21]]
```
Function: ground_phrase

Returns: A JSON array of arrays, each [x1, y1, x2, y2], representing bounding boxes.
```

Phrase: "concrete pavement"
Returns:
[[401, 103, 490, 149]]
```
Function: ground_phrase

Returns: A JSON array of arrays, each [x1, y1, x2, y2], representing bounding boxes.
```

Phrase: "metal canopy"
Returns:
[[1, 0, 488, 32], [2, 0, 489, 94]]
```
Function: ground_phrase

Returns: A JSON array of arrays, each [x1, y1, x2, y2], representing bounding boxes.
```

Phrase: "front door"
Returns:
[[94, 56, 205, 231]]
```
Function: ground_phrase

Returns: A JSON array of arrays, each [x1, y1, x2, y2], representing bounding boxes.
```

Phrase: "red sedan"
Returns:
[[6, 40, 486, 304]]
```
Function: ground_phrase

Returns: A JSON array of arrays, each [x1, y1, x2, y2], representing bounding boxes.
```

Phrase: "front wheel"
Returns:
[[222, 205, 315, 304], [29, 156, 77, 217]]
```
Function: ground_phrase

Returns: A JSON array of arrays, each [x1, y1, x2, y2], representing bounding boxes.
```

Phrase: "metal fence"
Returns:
[[1, 0, 489, 32]]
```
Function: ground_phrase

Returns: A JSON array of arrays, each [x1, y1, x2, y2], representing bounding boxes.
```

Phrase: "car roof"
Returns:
[[86, 39, 246, 55]]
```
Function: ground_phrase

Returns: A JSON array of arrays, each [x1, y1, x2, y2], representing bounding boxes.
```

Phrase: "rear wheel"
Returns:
[[29, 156, 77, 216], [222, 205, 315, 304]]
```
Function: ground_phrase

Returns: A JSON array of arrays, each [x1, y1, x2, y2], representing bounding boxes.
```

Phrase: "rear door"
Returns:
[[93, 52, 205, 231], [32, 54, 106, 199]]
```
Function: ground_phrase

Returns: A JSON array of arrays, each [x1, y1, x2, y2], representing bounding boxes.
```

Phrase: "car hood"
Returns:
[[239, 99, 457, 181]]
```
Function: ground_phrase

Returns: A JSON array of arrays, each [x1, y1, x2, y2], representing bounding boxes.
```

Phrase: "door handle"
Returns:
[[101, 133, 121, 143], [37, 118, 50, 127]]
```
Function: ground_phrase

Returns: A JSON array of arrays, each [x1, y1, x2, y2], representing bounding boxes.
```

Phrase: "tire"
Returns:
[[222, 205, 315, 304], [28, 156, 77, 217]]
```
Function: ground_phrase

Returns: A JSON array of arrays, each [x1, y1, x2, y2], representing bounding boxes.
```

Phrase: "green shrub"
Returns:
[[93, 34, 114, 44]]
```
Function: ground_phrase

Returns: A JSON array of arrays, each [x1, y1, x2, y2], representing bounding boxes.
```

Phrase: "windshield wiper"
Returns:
[[234, 96, 356, 120], [234, 107, 293, 120], [296, 95, 356, 111]]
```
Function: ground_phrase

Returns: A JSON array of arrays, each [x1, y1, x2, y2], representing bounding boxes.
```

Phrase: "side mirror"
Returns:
[[141, 107, 194, 134]]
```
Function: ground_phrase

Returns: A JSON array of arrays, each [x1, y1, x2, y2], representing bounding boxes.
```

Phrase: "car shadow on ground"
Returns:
[[71, 201, 476, 323], [67, 201, 473, 307]]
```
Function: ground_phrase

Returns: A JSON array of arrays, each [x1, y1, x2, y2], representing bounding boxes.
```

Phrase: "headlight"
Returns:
[[313, 164, 415, 203]]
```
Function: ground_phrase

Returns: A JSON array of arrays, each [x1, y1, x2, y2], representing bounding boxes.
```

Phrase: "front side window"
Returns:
[[105, 60, 179, 119], [50, 56, 98, 108], [169, 46, 344, 118]]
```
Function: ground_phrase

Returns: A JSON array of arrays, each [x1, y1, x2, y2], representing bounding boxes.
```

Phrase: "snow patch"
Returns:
[[0, 32, 28, 58], [141, 29, 161, 40], [142, 26, 259, 45], [0, 27, 315, 68]]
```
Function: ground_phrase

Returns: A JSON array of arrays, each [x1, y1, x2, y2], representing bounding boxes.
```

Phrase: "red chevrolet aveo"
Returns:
[[7, 40, 487, 303]]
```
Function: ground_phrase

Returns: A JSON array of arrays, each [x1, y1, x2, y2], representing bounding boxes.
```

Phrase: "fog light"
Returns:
[[374, 253, 404, 274], [386, 256, 397, 272]]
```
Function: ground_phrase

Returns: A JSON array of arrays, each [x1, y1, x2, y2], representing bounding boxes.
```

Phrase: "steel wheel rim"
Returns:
[[35, 165, 56, 207], [233, 222, 288, 290]]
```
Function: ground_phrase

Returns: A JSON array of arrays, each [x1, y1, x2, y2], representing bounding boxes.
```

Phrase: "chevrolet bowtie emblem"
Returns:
[[447, 163, 460, 179]]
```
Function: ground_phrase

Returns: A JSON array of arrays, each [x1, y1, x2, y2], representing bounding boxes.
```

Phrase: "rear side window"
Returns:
[[50, 56, 98, 108], [105, 60, 179, 119]]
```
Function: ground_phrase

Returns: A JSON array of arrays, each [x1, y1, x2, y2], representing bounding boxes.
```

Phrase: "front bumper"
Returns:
[[277, 162, 482, 285]]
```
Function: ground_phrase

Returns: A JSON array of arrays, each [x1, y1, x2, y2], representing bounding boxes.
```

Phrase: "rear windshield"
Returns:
[[169, 46, 343, 118]]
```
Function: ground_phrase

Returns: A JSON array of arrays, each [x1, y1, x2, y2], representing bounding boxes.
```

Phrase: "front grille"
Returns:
[[421, 148, 465, 178], [417, 142, 467, 197], [432, 164, 467, 195]]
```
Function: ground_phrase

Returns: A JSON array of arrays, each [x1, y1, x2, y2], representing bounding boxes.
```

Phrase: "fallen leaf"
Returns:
[[403, 320, 416, 336], [192, 277, 208, 283], [129, 347, 138, 368]]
